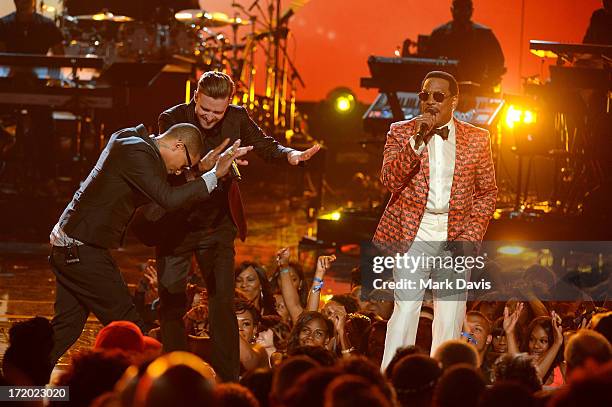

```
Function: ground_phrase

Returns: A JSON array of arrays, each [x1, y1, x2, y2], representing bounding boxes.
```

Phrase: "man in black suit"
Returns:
[[154, 71, 319, 381], [48, 122, 251, 364], [425, 0, 505, 92]]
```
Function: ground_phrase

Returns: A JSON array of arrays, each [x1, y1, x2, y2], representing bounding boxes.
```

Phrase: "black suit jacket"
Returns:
[[58, 125, 210, 249], [157, 102, 293, 241]]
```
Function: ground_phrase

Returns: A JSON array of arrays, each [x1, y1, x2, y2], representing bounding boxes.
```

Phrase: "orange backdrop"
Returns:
[[201, 0, 602, 102]]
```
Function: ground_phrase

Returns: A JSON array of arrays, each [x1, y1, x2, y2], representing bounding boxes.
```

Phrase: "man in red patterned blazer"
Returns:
[[374, 71, 497, 370]]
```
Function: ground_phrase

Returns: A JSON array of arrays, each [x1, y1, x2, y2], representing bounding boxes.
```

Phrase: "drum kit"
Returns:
[[60, 8, 252, 73], [53, 0, 307, 138]]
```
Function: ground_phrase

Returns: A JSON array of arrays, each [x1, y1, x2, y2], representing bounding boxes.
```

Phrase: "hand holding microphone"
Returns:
[[413, 109, 438, 150], [214, 139, 253, 179]]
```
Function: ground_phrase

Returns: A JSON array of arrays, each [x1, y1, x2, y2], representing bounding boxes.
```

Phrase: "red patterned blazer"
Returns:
[[372, 117, 497, 253]]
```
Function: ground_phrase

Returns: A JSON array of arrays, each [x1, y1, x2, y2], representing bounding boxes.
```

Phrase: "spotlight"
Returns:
[[497, 245, 526, 255], [327, 87, 356, 114], [504, 105, 537, 129]]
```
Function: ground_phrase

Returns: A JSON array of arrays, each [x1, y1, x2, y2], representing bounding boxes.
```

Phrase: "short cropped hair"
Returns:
[[197, 71, 235, 99], [434, 339, 479, 370], [564, 329, 611, 372], [422, 71, 459, 96], [163, 123, 203, 158]]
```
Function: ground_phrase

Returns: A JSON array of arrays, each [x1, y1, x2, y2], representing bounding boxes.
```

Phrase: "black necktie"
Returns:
[[434, 126, 450, 140]]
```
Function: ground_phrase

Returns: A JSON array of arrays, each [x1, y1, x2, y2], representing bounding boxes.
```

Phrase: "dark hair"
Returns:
[[196, 71, 235, 99], [522, 316, 563, 380], [235, 261, 276, 316], [493, 353, 542, 394], [391, 354, 442, 407], [339, 356, 394, 402], [324, 374, 391, 407], [270, 355, 319, 403], [330, 294, 360, 314], [234, 291, 261, 326], [239, 368, 273, 407], [288, 345, 337, 366], [345, 313, 372, 354], [433, 364, 486, 407], [3, 317, 54, 386], [163, 123, 204, 160], [564, 329, 611, 372], [422, 71, 459, 96], [281, 367, 343, 407], [215, 383, 259, 407], [53, 349, 131, 407], [433, 340, 479, 370], [258, 315, 291, 351], [479, 382, 535, 407], [287, 311, 335, 353], [384, 344, 423, 378]]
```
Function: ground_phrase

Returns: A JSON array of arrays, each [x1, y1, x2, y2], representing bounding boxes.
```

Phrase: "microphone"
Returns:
[[230, 161, 242, 181], [413, 110, 436, 149], [413, 123, 431, 150]]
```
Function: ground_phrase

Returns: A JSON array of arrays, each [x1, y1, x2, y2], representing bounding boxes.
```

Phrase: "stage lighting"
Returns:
[[327, 87, 356, 114], [497, 245, 526, 255], [319, 210, 342, 221], [504, 105, 537, 129]]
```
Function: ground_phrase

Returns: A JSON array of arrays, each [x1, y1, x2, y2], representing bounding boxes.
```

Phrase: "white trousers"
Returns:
[[380, 213, 467, 371]]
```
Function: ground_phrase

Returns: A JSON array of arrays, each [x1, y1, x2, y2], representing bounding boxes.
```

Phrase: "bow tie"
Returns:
[[433, 126, 450, 140]]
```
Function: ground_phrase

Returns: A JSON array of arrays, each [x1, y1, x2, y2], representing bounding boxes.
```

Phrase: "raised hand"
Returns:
[[214, 139, 253, 178], [551, 310, 563, 344], [276, 247, 291, 268], [198, 138, 230, 172], [316, 254, 336, 275], [287, 144, 321, 165], [503, 302, 524, 334]]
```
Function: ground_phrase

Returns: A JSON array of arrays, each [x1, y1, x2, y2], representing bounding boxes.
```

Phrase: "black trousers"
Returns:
[[49, 244, 145, 364], [156, 219, 239, 382]]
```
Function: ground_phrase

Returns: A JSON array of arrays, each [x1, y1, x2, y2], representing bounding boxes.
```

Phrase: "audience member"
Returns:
[[390, 354, 442, 407], [433, 364, 486, 407], [2, 316, 54, 386]]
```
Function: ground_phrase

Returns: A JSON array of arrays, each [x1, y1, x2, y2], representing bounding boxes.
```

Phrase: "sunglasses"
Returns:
[[418, 91, 449, 103], [183, 144, 192, 171]]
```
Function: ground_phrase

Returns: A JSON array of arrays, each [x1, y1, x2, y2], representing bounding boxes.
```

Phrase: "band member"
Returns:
[[48, 122, 249, 364], [150, 71, 319, 382], [0, 0, 63, 54], [0, 0, 64, 191], [583, 0, 612, 45], [373, 71, 497, 370], [425, 0, 505, 92]]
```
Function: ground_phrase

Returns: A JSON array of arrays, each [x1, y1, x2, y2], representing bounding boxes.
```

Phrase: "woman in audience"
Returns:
[[287, 311, 335, 354], [505, 303, 565, 385], [235, 294, 269, 373], [235, 261, 276, 316], [256, 315, 291, 366], [275, 248, 336, 324]]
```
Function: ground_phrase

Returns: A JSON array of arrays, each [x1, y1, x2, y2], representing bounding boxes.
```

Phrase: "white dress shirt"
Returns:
[[410, 117, 456, 214]]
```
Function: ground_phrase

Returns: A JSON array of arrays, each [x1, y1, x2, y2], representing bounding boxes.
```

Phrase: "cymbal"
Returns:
[[175, 9, 233, 27], [75, 12, 134, 23]]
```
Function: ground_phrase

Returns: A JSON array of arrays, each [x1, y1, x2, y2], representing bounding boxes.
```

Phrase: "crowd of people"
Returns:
[[2, 248, 611, 406]]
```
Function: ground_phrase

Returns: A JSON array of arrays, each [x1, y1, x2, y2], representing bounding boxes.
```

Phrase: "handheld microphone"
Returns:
[[413, 110, 437, 149], [230, 161, 242, 181]]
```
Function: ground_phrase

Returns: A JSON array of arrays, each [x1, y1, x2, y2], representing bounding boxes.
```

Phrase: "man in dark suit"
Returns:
[[48, 122, 251, 364], [153, 71, 319, 381], [425, 0, 505, 92]]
